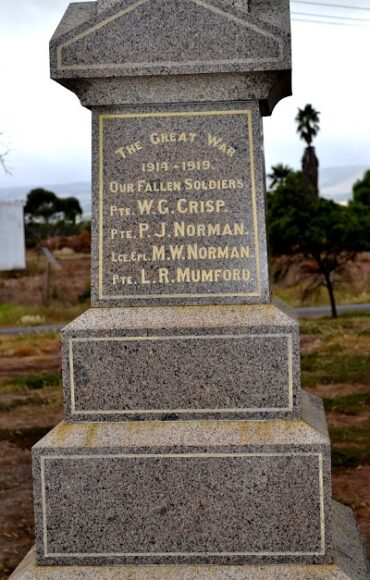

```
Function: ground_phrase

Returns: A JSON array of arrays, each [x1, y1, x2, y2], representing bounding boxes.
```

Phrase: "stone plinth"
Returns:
[[61, 302, 300, 421], [32, 393, 332, 567], [9, 503, 370, 579]]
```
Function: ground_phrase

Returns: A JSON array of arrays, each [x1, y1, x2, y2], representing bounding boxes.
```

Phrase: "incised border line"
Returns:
[[40, 452, 326, 558], [98, 109, 262, 301], [56, 0, 284, 72], [68, 333, 293, 415]]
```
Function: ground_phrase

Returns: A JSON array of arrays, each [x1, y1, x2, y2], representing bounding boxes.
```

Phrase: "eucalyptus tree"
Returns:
[[267, 172, 370, 318], [352, 170, 370, 208]]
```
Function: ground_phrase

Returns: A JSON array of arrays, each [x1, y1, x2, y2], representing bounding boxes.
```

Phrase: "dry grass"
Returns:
[[0, 252, 91, 310]]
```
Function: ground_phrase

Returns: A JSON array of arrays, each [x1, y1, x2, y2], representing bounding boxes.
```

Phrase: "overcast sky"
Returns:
[[0, 0, 369, 189]]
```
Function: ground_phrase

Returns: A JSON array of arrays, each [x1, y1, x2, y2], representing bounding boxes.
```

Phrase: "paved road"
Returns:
[[0, 323, 65, 336], [296, 303, 370, 316], [1, 304, 369, 335]]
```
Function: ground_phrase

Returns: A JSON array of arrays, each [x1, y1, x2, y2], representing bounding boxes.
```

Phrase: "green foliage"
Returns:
[[351, 169, 370, 208], [301, 353, 370, 386], [25, 221, 83, 248], [323, 392, 370, 415], [58, 197, 82, 224], [295, 104, 321, 194], [267, 170, 370, 316], [0, 303, 33, 326], [25, 188, 59, 224], [0, 303, 88, 327], [330, 424, 370, 468], [0, 426, 52, 448], [268, 172, 367, 257], [267, 163, 293, 189], [78, 281, 91, 303], [331, 447, 370, 469], [267, 172, 313, 255], [24, 188, 82, 227], [0, 396, 46, 413], [5, 372, 61, 391]]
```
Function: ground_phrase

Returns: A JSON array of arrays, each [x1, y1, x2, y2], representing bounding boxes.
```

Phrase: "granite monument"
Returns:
[[11, 0, 369, 578]]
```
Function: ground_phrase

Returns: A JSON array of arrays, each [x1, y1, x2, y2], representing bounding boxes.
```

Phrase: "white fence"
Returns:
[[0, 201, 26, 271]]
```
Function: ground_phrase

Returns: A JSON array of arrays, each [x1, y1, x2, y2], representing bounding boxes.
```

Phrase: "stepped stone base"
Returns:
[[61, 301, 300, 422], [32, 393, 332, 566], [9, 503, 370, 579]]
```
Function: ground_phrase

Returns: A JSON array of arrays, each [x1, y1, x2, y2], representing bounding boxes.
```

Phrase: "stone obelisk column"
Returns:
[[10, 1, 369, 578]]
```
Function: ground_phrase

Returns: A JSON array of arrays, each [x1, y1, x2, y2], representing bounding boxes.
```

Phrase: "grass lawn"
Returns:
[[0, 303, 88, 327], [274, 284, 370, 308]]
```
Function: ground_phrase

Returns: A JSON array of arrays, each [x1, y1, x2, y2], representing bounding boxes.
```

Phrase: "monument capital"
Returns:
[[97, 0, 251, 14], [50, 0, 291, 104]]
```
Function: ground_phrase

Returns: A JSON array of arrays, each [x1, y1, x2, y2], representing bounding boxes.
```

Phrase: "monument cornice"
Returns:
[[50, 0, 291, 84]]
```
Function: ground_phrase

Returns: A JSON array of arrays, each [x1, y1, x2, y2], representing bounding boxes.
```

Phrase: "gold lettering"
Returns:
[[184, 179, 243, 191], [112, 274, 133, 285], [137, 199, 154, 215], [173, 222, 246, 238], [186, 244, 249, 260], [111, 229, 132, 240], [207, 134, 236, 157], [176, 268, 251, 283], [137, 181, 181, 193], [176, 199, 226, 214], [110, 205, 131, 217], [158, 268, 170, 283], [140, 269, 151, 284], [138, 223, 149, 238], [151, 245, 165, 261], [115, 142, 142, 159], [154, 223, 166, 238], [149, 132, 197, 145], [109, 181, 135, 194]]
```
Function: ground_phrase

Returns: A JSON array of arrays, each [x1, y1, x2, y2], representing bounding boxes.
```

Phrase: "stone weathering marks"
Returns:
[[11, 0, 370, 577], [32, 393, 332, 566]]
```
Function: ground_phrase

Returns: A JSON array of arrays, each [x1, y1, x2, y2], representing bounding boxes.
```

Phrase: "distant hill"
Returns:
[[0, 182, 92, 217], [320, 165, 368, 204], [0, 166, 368, 213]]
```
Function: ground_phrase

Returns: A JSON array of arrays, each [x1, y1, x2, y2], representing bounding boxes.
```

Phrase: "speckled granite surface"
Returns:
[[10, 503, 370, 579], [89, 102, 270, 308], [32, 393, 332, 566], [34, 391, 327, 449], [50, 0, 291, 80], [61, 302, 301, 421]]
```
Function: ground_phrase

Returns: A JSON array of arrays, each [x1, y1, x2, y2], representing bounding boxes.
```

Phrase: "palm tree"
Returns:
[[295, 104, 320, 146], [295, 105, 320, 195], [268, 164, 293, 190]]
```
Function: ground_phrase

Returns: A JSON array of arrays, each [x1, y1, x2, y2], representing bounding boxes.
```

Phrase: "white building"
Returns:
[[0, 200, 26, 271]]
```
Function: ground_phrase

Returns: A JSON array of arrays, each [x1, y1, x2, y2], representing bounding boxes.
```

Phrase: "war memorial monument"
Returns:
[[11, 0, 369, 578]]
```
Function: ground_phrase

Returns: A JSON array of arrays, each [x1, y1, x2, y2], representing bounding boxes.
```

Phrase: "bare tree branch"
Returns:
[[0, 133, 12, 175]]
